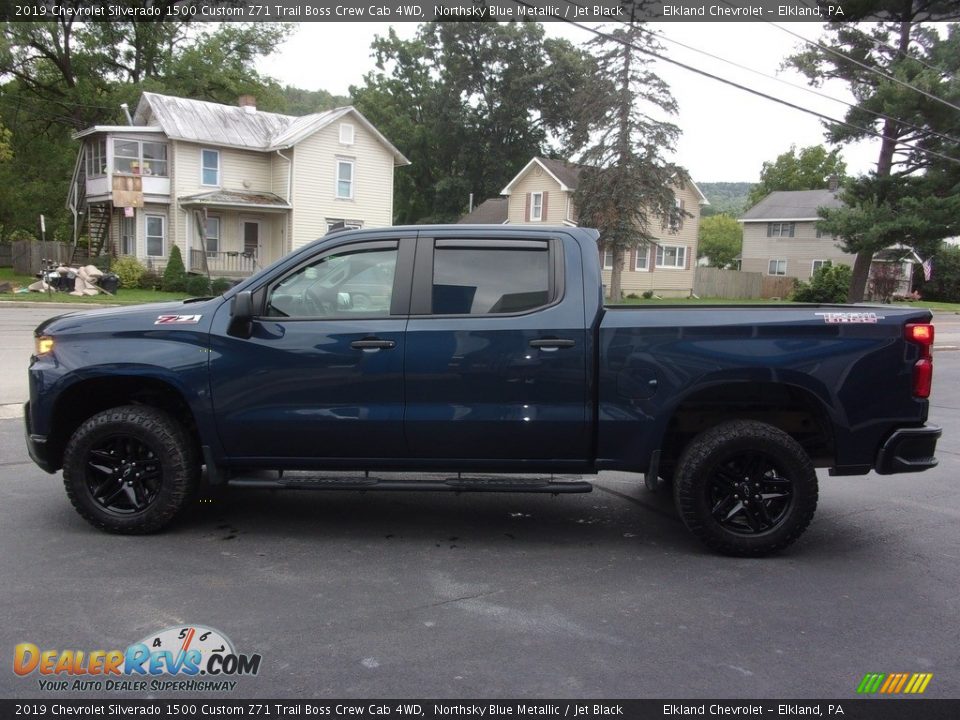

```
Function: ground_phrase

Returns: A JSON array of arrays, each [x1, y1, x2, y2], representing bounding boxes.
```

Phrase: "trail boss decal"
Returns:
[[155, 314, 202, 325], [815, 312, 885, 324]]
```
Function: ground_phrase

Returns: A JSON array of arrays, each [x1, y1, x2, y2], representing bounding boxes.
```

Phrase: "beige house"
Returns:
[[461, 157, 708, 297], [67, 92, 409, 275], [739, 189, 854, 280]]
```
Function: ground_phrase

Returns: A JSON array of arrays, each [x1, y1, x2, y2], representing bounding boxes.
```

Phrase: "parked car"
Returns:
[[25, 225, 940, 555]]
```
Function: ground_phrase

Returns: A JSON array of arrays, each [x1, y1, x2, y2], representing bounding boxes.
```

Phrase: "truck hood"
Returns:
[[35, 297, 226, 337]]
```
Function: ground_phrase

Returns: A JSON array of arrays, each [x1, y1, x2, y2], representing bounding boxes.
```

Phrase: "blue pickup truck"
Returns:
[[25, 226, 940, 555]]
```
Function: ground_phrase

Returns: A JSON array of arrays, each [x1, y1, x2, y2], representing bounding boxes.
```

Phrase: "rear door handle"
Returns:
[[529, 338, 576, 351], [350, 338, 396, 351]]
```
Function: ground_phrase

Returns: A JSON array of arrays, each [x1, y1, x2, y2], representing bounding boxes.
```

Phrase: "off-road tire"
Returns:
[[674, 420, 818, 556], [63, 405, 199, 534]]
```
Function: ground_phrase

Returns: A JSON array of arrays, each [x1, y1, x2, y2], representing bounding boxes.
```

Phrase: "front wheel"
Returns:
[[62, 405, 199, 534], [673, 420, 818, 556]]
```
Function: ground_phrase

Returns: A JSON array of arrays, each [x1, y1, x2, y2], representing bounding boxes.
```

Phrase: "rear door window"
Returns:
[[431, 241, 551, 315]]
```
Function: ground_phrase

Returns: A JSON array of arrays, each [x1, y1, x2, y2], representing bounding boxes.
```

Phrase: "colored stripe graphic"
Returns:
[[856, 672, 932, 694], [857, 673, 885, 694]]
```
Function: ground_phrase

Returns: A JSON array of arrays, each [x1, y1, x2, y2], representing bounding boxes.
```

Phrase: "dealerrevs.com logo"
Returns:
[[14, 625, 262, 692]]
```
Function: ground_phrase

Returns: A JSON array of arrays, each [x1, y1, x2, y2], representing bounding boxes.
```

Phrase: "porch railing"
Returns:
[[190, 249, 259, 276]]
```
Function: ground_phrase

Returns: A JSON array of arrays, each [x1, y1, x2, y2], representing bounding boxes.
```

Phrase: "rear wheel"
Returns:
[[673, 420, 818, 556], [63, 405, 199, 534]]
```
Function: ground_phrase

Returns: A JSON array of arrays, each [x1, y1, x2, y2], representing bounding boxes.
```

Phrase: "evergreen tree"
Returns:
[[786, 2, 960, 301], [571, 18, 685, 300]]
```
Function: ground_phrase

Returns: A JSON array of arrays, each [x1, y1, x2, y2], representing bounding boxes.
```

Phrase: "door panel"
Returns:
[[209, 239, 412, 462], [403, 236, 589, 461]]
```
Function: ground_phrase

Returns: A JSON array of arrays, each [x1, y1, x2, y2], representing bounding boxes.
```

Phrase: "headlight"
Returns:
[[35, 336, 55, 355]]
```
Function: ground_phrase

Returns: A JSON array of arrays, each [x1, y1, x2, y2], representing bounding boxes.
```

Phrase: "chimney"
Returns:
[[828, 174, 840, 192], [238, 95, 257, 114]]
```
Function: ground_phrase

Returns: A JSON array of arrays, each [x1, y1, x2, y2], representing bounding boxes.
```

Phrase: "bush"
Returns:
[[211, 277, 232, 295], [162, 245, 187, 292], [791, 262, 852, 303], [185, 274, 212, 296], [138, 269, 162, 290], [642, 290, 654, 299], [111, 256, 147, 289], [921, 245, 960, 303], [8, 229, 37, 243]]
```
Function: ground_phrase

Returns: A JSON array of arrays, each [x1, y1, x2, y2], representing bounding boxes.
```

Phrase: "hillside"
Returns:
[[697, 181, 755, 217]]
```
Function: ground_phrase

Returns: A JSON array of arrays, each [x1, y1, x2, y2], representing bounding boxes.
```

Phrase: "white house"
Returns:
[[67, 92, 409, 275]]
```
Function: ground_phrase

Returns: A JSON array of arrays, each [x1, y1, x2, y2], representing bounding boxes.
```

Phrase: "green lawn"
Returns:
[[0, 267, 191, 305]]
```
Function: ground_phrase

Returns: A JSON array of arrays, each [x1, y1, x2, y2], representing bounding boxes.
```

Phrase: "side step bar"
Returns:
[[226, 473, 592, 494]]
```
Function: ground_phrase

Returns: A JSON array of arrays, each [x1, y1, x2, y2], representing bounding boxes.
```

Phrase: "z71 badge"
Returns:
[[154, 314, 202, 325]]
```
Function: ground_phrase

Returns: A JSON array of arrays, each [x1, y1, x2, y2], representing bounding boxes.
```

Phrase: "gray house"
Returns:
[[739, 189, 851, 280], [740, 189, 918, 297]]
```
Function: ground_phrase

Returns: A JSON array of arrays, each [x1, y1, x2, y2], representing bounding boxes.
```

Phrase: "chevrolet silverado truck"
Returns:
[[25, 226, 941, 555]]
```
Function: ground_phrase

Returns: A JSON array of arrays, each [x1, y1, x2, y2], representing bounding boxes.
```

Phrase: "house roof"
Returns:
[[178, 189, 291, 211], [500, 156, 709, 205], [740, 189, 844, 222], [457, 198, 509, 224], [500, 157, 582, 195], [73, 125, 165, 139], [129, 92, 409, 165]]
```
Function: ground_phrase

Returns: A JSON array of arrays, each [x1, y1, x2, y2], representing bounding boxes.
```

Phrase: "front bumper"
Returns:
[[24, 402, 57, 474], [875, 425, 941, 475]]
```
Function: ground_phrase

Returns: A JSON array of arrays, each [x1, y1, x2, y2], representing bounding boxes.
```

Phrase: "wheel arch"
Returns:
[[46, 372, 207, 472], [654, 376, 838, 477]]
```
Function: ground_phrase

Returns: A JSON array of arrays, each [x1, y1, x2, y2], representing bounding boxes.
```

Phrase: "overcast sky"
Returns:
[[257, 22, 884, 184]]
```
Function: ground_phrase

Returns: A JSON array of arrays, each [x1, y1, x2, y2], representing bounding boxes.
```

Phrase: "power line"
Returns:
[[514, 0, 960, 167], [769, 20, 960, 114], [634, 24, 960, 148]]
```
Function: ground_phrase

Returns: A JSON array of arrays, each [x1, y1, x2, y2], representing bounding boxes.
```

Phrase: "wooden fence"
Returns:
[[10, 240, 73, 276], [0, 243, 11, 267], [695, 267, 798, 300], [694, 267, 762, 299], [761, 275, 797, 299]]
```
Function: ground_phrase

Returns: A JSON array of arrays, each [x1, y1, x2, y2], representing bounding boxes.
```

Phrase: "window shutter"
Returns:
[[525, 193, 531, 222], [649, 245, 656, 272], [767, 223, 773, 237], [628, 248, 635, 271], [788, 223, 795, 238], [542, 191, 549, 221], [686, 246, 691, 270]]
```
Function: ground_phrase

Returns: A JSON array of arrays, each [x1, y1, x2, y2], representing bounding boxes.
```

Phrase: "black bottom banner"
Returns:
[[2, 700, 960, 720]]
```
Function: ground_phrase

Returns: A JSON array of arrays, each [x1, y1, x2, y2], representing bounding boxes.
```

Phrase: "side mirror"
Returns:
[[228, 290, 254, 338]]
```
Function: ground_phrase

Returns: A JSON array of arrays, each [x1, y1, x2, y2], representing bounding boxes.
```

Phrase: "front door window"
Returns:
[[242, 220, 260, 259]]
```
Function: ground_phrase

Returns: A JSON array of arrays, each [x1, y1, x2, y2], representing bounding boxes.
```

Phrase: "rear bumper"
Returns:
[[875, 425, 941, 475], [24, 402, 57, 474]]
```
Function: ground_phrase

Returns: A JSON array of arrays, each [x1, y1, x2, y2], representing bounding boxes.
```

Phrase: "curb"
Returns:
[[0, 403, 24, 420], [0, 301, 116, 309]]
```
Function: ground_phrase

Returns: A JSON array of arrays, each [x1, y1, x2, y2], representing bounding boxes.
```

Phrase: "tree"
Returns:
[[786, 1, 960, 302], [921, 244, 960, 302], [351, 22, 594, 223], [0, 19, 293, 236], [746, 145, 846, 207], [697, 214, 742, 269], [161, 245, 186, 293], [571, 18, 685, 300]]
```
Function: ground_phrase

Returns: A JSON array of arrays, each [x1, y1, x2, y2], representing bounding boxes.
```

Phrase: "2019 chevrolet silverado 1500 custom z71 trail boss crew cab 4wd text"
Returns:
[[25, 226, 941, 555]]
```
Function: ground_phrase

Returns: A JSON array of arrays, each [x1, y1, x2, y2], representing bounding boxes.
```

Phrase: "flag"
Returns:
[[922, 258, 933, 281]]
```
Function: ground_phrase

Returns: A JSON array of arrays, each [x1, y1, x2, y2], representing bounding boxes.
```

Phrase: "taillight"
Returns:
[[905, 323, 934, 398]]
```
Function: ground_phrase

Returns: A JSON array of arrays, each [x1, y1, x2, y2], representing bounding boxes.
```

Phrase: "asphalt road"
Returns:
[[0, 304, 958, 700]]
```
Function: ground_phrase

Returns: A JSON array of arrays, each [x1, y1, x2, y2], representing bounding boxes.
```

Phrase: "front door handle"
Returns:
[[350, 338, 396, 351], [529, 338, 576, 351]]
